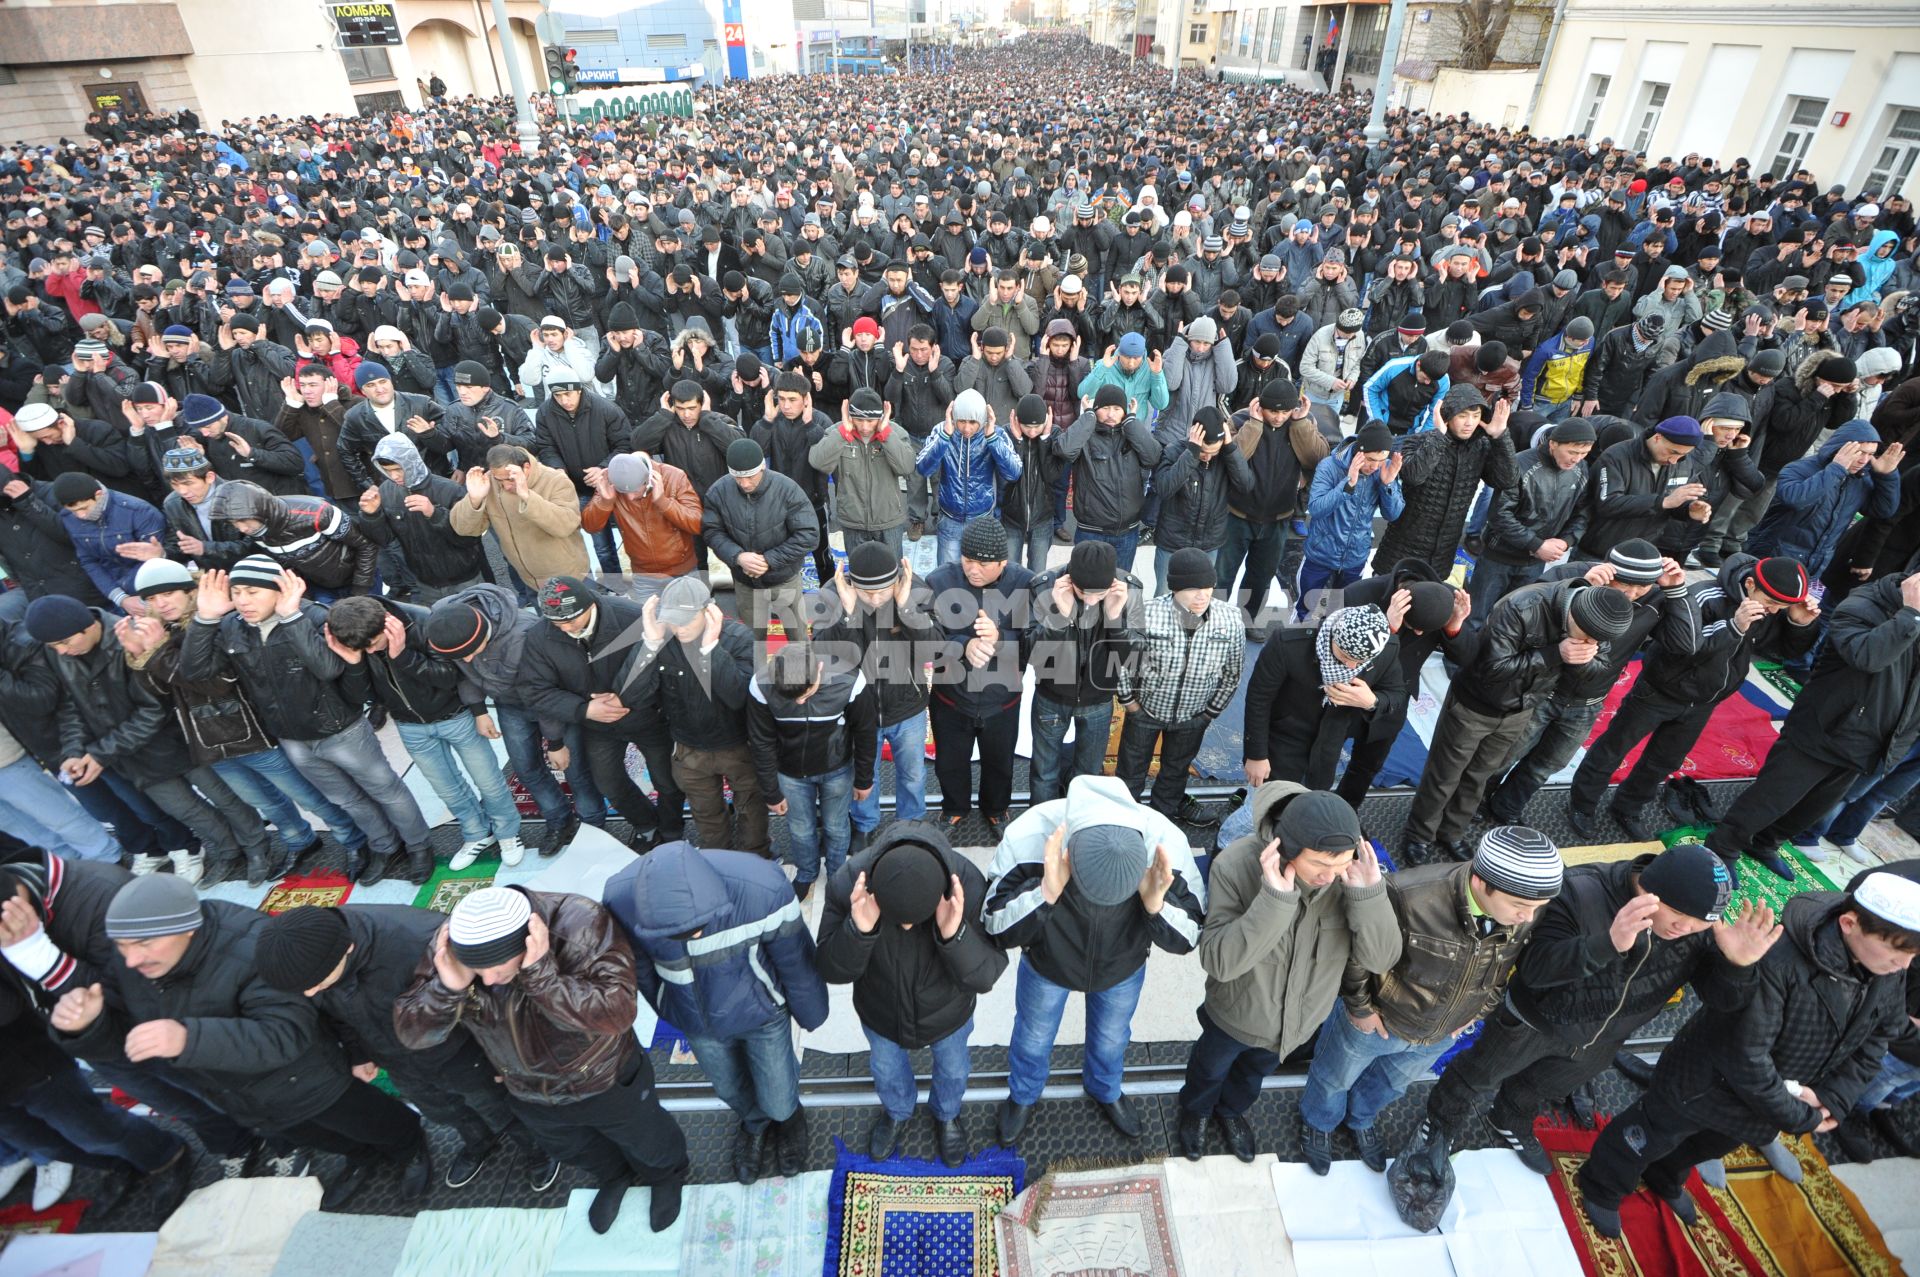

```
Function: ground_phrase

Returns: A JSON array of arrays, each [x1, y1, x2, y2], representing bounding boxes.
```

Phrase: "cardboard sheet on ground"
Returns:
[[1830, 1160, 1920, 1276], [0, 1234, 156, 1277], [1162, 1154, 1297, 1277], [1273, 1151, 1580, 1277]]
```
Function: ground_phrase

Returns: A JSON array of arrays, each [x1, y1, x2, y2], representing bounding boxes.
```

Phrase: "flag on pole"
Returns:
[[1324, 12, 1340, 46]]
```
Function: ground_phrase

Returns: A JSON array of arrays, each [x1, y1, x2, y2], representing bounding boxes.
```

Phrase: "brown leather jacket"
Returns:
[[1339, 861, 1538, 1046], [392, 888, 640, 1105], [579, 458, 703, 576]]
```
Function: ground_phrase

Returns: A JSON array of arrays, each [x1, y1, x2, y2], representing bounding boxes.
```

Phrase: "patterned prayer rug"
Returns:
[[822, 1140, 1024, 1277], [1539, 1118, 1768, 1277], [1659, 830, 1842, 911], [1709, 1135, 1908, 1277], [258, 870, 353, 915], [0, 1200, 87, 1243], [410, 859, 497, 912], [678, 1170, 833, 1277], [995, 1164, 1183, 1277]]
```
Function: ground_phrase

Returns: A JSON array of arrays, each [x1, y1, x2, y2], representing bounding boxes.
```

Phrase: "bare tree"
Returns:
[[1445, 0, 1554, 70]]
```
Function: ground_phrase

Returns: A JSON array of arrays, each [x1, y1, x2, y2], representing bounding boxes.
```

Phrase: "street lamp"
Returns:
[[1364, 0, 1409, 142]]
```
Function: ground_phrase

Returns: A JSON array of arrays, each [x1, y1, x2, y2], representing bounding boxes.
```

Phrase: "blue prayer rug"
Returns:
[[821, 1139, 1024, 1276]]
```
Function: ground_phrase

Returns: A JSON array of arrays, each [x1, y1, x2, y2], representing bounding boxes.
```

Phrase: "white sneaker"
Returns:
[[448, 838, 496, 872], [31, 1161, 71, 1211], [169, 849, 205, 886], [497, 836, 525, 867], [130, 853, 166, 876], [0, 1158, 28, 1199]]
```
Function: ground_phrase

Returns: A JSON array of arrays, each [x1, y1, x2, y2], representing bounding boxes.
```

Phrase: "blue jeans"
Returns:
[[1294, 558, 1363, 620], [0, 756, 119, 862], [1008, 960, 1145, 1105], [867, 1017, 974, 1122], [1467, 557, 1544, 627], [1028, 695, 1113, 805], [1002, 518, 1054, 573], [213, 748, 367, 852], [94, 770, 193, 856], [1855, 1051, 1920, 1114], [398, 715, 523, 842], [1799, 736, 1920, 846], [1215, 515, 1287, 622], [1299, 1004, 1451, 1133], [1074, 525, 1139, 574], [494, 703, 604, 826], [433, 365, 458, 404], [780, 763, 852, 885], [935, 515, 966, 567], [852, 711, 928, 833], [0, 1062, 184, 1173], [578, 492, 621, 575], [1465, 485, 1493, 537], [682, 1017, 801, 1133]]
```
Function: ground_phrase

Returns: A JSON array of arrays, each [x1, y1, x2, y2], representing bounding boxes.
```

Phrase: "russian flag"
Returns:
[[1325, 12, 1340, 46]]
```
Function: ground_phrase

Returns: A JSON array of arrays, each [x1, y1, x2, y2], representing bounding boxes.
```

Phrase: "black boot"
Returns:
[[773, 1108, 807, 1178], [542, 813, 581, 857], [1612, 1051, 1656, 1087], [406, 844, 434, 884], [355, 849, 389, 887]]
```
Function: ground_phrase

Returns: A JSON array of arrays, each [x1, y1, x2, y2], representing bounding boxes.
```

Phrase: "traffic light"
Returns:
[[544, 47, 577, 94]]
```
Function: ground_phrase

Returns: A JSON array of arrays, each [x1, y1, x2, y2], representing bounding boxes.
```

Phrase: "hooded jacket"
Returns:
[[815, 823, 1008, 1049], [1361, 354, 1448, 433], [205, 480, 376, 593], [1748, 420, 1900, 579], [914, 419, 1023, 521], [1647, 893, 1907, 1145], [1581, 323, 1663, 415], [437, 582, 543, 716], [1639, 554, 1818, 707], [1373, 421, 1516, 572], [1780, 573, 1920, 775], [982, 775, 1207, 992], [1518, 330, 1593, 409], [1759, 353, 1863, 477], [355, 434, 485, 587], [604, 843, 828, 1043], [394, 888, 643, 1106], [1199, 782, 1402, 1057], [1632, 333, 1746, 427]]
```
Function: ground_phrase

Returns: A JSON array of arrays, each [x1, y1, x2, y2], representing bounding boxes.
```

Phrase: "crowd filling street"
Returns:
[[0, 31, 1917, 1242]]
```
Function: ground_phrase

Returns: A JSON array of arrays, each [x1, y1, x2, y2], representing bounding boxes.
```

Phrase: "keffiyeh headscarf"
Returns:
[[1317, 605, 1392, 702]]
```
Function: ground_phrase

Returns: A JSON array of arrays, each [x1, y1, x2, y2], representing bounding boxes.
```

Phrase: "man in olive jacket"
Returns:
[[815, 823, 1007, 1168], [1299, 826, 1563, 1175], [1180, 785, 1400, 1162]]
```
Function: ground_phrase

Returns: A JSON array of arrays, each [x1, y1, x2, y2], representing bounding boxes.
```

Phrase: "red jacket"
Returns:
[[42, 269, 100, 322]]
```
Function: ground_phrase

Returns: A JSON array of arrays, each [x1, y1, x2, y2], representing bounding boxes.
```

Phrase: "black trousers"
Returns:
[[384, 1040, 531, 1152], [506, 1058, 689, 1186], [583, 727, 686, 838], [268, 1078, 423, 1161], [1577, 1086, 1742, 1211], [1177, 1005, 1281, 1120], [1337, 726, 1400, 812], [1568, 685, 1716, 816], [1707, 738, 1861, 865], [1425, 1002, 1631, 1144], [929, 696, 1019, 818], [1115, 712, 1208, 819]]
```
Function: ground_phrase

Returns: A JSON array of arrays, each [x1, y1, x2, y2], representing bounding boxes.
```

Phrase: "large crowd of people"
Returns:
[[0, 32, 1917, 1241]]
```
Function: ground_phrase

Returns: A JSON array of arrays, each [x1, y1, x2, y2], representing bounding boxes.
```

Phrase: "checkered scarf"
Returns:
[[1316, 605, 1391, 702]]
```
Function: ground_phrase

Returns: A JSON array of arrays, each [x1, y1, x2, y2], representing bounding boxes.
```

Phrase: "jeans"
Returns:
[[1465, 485, 1492, 537], [683, 1018, 801, 1133], [843, 523, 905, 562], [1855, 1051, 1920, 1114], [70, 776, 176, 861], [1007, 960, 1146, 1105], [1298, 1004, 1451, 1133], [398, 715, 522, 843], [867, 1018, 974, 1122], [935, 516, 967, 567], [86, 1059, 251, 1158], [1074, 525, 1139, 574], [1003, 517, 1054, 573], [1466, 557, 1543, 626], [433, 365, 458, 404], [1797, 737, 1920, 846], [1489, 697, 1603, 820], [780, 763, 853, 885], [494, 703, 604, 827], [140, 766, 271, 865], [0, 757, 118, 862], [281, 719, 430, 858], [852, 712, 928, 833], [1215, 515, 1286, 624], [213, 748, 367, 852], [1294, 558, 1363, 620], [1114, 712, 1207, 819], [579, 492, 622, 576], [0, 1063, 184, 1174], [1028, 694, 1113, 805], [1178, 1005, 1282, 1119]]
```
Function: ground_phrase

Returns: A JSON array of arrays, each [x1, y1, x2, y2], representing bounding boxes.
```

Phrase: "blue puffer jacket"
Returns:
[[603, 841, 829, 1041], [1748, 420, 1901, 580], [914, 424, 1023, 520], [1361, 354, 1448, 433], [1303, 438, 1407, 569], [61, 488, 166, 607]]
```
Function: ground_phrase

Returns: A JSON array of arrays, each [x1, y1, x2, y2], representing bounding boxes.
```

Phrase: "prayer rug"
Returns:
[[258, 869, 352, 914], [0, 1232, 157, 1277], [548, 1187, 682, 1275], [1539, 1118, 1769, 1277], [1659, 830, 1842, 910], [411, 858, 497, 912], [677, 1170, 832, 1277], [392, 1207, 563, 1277], [1709, 1135, 1908, 1277], [822, 1139, 1024, 1277], [0, 1205, 84, 1245], [995, 1164, 1182, 1277], [265, 1213, 413, 1277]]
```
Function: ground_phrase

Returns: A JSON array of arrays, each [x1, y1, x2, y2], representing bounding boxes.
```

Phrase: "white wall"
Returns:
[[1674, 43, 1760, 158], [175, 0, 364, 123]]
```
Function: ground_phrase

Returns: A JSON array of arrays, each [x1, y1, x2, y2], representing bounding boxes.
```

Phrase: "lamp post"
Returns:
[[493, 0, 541, 154], [1363, 0, 1409, 142]]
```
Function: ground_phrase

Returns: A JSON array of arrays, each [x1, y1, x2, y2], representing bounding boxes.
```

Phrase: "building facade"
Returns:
[[1533, 0, 1920, 198]]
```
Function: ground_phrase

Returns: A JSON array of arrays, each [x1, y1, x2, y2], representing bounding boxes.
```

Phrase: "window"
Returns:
[[1268, 8, 1286, 63], [1219, 12, 1235, 52], [1577, 73, 1610, 138], [1252, 8, 1270, 61], [340, 46, 393, 83], [1240, 12, 1253, 55], [647, 33, 688, 50], [1767, 96, 1827, 178], [1188, 22, 1209, 44], [1630, 81, 1668, 153], [1863, 107, 1920, 198]]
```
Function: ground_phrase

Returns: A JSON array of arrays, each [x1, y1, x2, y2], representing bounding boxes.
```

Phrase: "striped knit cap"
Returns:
[[104, 874, 203, 940], [1472, 826, 1563, 901], [1606, 538, 1664, 585]]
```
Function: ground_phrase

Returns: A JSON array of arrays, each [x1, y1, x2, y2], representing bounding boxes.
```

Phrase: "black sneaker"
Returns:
[[1175, 796, 1221, 828], [1489, 1116, 1550, 1174], [528, 1154, 562, 1192], [445, 1139, 497, 1188], [320, 1160, 372, 1211], [1350, 1123, 1388, 1173], [773, 1110, 806, 1177], [1609, 801, 1658, 842], [1176, 1111, 1205, 1161], [1566, 802, 1598, 842], [1302, 1122, 1333, 1176], [1216, 1113, 1256, 1163], [1694, 548, 1724, 569], [244, 849, 271, 888], [541, 813, 581, 857]]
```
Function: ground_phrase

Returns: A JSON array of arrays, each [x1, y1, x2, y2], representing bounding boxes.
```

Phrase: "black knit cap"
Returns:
[[960, 515, 1008, 562], [538, 575, 593, 621], [847, 541, 900, 590], [1403, 582, 1455, 634], [1068, 540, 1117, 591], [868, 842, 946, 924], [255, 906, 353, 993], [425, 600, 493, 658], [1753, 557, 1809, 604], [1276, 790, 1362, 860]]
